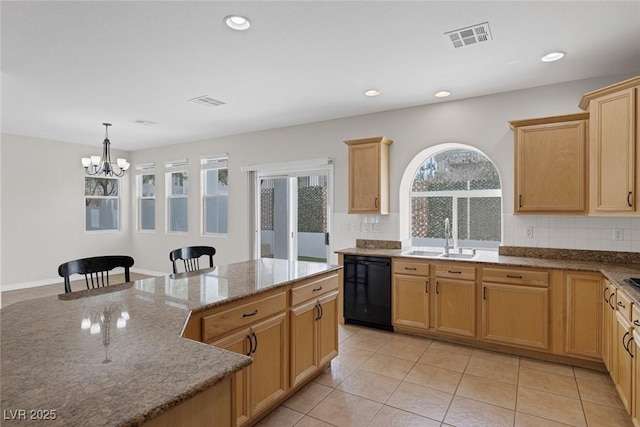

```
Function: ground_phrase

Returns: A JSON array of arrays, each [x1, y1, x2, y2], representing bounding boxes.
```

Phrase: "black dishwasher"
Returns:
[[343, 255, 392, 331]]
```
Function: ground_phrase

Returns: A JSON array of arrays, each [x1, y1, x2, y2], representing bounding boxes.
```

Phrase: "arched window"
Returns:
[[402, 144, 502, 249]]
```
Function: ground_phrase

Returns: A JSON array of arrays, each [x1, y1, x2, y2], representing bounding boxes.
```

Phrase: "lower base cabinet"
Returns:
[[212, 313, 288, 426], [434, 278, 475, 337], [481, 283, 549, 351], [290, 290, 339, 388], [565, 272, 602, 360]]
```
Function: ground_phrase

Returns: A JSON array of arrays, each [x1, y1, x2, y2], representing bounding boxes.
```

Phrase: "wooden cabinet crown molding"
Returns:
[[579, 75, 640, 110], [509, 112, 589, 129]]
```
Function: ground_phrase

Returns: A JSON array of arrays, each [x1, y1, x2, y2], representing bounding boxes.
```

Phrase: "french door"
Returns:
[[253, 167, 332, 263]]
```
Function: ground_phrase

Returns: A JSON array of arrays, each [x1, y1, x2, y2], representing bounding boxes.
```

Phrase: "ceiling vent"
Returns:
[[189, 95, 226, 107], [134, 120, 156, 126], [445, 22, 492, 48]]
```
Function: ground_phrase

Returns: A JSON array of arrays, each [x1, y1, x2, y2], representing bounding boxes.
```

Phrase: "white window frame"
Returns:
[[166, 159, 189, 234], [399, 143, 503, 246], [201, 154, 229, 236], [136, 163, 156, 232], [84, 174, 120, 233]]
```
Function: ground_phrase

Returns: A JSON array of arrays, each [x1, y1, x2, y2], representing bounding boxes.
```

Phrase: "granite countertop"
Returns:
[[0, 258, 341, 427], [336, 246, 640, 302]]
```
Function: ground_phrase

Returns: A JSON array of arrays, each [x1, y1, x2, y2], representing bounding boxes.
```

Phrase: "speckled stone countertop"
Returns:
[[337, 246, 640, 302], [1, 258, 341, 426]]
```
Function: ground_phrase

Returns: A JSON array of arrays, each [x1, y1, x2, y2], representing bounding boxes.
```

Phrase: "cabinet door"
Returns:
[[212, 329, 252, 427], [603, 282, 617, 374], [515, 119, 586, 212], [615, 312, 633, 414], [290, 299, 318, 388], [590, 87, 636, 212], [348, 142, 381, 213], [393, 274, 429, 330], [482, 283, 549, 350], [251, 313, 288, 416], [318, 290, 339, 367], [633, 328, 640, 423], [434, 279, 475, 337], [565, 273, 602, 359]]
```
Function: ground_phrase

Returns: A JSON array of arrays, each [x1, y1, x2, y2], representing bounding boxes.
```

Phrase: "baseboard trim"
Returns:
[[1, 268, 167, 292]]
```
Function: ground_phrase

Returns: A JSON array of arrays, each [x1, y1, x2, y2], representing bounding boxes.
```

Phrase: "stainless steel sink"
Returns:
[[438, 253, 476, 259], [406, 250, 443, 257]]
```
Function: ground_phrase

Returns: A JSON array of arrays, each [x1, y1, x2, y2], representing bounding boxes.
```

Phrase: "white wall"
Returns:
[[0, 134, 131, 286], [2, 72, 639, 287]]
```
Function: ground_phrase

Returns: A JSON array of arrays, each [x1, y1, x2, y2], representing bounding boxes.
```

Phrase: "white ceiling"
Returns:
[[2, 1, 640, 151]]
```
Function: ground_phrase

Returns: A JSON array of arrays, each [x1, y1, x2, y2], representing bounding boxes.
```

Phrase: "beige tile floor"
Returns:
[[256, 324, 633, 427], [2, 286, 633, 427]]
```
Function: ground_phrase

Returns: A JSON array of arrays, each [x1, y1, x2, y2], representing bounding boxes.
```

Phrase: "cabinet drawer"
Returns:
[[435, 264, 476, 281], [291, 273, 338, 306], [482, 267, 548, 287], [393, 260, 430, 276], [616, 290, 633, 321], [202, 291, 287, 343]]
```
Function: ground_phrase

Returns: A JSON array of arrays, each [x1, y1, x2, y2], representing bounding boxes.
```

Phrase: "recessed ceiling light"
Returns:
[[541, 51, 566, 63], [364, 89, 380, 97], [435, 91, 451, 98], [224, 15, 250, 31]]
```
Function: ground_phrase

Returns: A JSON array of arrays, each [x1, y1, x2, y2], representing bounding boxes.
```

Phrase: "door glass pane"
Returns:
[[260, 177, 289, 259], [297, 175, 328, 262]]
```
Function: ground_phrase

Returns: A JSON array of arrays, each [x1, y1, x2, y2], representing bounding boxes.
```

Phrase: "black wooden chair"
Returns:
[[169, 246, 216, 274], [58, 255, 135, 294]]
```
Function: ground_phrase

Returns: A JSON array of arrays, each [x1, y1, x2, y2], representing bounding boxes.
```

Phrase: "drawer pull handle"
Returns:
[[243, 309, 259, 318], [618, 301, 626, 309], [609, 293, 616, 310], [405, 267, 418, 271], [312, 286, 323, 292], [506, 274, 523, 279], [448, 270, 462, 274], [634, 320, 640, 327]]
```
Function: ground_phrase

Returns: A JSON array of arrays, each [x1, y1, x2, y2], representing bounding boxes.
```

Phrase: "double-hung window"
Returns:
[[85, 176, 119, 231], [166, 159, 189, 233], [201, 155, 229, 235], [136, 163, 155, 231]]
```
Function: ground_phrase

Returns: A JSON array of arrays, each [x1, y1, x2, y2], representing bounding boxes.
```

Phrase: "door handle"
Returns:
[[425, 280, 429, 293], [246, 334, 254, 356], [628, 191, 633, 207], [603, 286, 609, 303], [251, 332, 258, 355], [436, 281, 439, 294], [618, 301, 626, 309]]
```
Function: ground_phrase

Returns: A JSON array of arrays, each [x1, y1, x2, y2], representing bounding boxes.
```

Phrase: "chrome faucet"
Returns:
[[444, 218, 453, 255]]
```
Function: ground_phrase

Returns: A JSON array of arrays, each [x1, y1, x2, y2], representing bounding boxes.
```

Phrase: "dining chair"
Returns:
[[169, 246, 216, 274], [58, 255, 135, 294]]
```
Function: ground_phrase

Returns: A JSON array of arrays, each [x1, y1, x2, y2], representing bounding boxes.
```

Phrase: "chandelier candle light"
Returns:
[[81, 123, 130, 177]]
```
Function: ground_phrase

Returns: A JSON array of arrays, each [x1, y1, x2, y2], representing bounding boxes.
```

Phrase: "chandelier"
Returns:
[[81, 123, 130, 177]]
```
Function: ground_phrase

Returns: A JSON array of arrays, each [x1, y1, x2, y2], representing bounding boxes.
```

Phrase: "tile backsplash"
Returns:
[[503, 214, 640, 252], [333, 212, 640, 253]]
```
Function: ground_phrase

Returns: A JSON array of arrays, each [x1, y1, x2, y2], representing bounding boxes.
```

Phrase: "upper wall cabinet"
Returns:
[[510, 113, 588, 214], [580, 76, 640, 215], [344, 136, 393, 214]]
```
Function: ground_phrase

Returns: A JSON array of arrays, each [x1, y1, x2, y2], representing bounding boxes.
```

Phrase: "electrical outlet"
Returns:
[[524, 226, 534, 238], [361, 223, 370, 232], [613, 229, 624, 241]]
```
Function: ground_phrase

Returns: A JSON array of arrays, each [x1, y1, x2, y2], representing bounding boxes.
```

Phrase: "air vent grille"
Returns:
[[445, 22, 492, 48], [189, 95, 226, 107]]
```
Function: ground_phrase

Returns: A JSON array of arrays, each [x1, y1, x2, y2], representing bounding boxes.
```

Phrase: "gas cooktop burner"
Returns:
[[627, 277, 640, 289]]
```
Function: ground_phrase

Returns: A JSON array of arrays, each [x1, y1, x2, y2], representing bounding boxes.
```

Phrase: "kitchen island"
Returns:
[[0, 258, 341, 426]]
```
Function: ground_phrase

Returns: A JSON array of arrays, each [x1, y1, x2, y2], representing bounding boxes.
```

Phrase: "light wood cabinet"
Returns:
[[510, 113, 588, 213], [603, 280, 617, 373], [615, 309, 633, 413], [481, 267, 549, 351], [344, 136, 392, 214], [212, 313, 288, 426], [434, 264, 476, 338], [580, 76, 640, 214], [564, 272, 602, 360], [289, 273, 339, 388], [631, 305, 640, 425], [392, 260, 430, 330]]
